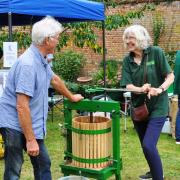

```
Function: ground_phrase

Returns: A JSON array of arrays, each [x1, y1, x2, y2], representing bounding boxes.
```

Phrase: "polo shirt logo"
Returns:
[[147, 60, 155, 66]]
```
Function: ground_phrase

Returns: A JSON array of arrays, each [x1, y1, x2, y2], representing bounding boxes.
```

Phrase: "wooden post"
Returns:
[[169, 96, 178, 138]]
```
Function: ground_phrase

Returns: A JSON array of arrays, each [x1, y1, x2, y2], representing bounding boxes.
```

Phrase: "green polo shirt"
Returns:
[[120, 46, 172, 118], [174, 50, 180, 95]]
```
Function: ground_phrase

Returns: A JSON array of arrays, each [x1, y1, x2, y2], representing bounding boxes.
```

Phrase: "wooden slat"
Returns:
[[74, 120, 78, 167], [93, 121, 97, 168], [97, 117, 101, 168], [72, 120, 75, 166], [89, 122, 94, 168], [76, 120, 79, 167], [85, 118, 90, 168], [79, 120, 83, 168]]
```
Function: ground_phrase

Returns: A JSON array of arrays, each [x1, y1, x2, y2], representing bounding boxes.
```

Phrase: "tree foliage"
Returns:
[[0, 1, 155, 53], [152, 13, 165, 46], [60, 3, 154, 53], [0, 28, 31, 49]]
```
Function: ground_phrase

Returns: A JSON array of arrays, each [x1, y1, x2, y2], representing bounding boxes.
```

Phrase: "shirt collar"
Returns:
[[129, 46, 151, 63], [143, 46, 151, 55], [30, 44, 48, 66]]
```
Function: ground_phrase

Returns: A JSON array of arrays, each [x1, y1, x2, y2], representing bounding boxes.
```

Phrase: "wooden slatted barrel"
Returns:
[[72, 116, 112, 169]]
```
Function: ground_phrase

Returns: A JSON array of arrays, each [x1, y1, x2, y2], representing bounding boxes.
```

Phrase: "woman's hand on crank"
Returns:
[[147, 87, 163, 99], [141, 83, 151, 93]]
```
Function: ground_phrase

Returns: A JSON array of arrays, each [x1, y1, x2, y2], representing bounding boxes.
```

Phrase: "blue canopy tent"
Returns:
[[0, 0, 107, 88], [0, 0, 105, 25]]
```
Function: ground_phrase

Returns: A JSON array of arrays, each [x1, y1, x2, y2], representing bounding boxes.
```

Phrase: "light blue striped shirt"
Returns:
[[0, 44, 54, 139]]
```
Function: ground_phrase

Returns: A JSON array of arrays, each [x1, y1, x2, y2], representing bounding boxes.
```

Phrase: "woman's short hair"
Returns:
[[32, 16, 63, 45], [123, 25, 151, 49]]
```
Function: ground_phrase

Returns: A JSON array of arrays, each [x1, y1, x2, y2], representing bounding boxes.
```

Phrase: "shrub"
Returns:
[[65, 81, 93, 98], [53, 51, 86, 82], [165, 51, 176, 70], [93, 59, 122, 88]]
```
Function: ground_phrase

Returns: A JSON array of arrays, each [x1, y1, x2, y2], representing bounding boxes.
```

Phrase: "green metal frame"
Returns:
[[60, 99, 122, 180]]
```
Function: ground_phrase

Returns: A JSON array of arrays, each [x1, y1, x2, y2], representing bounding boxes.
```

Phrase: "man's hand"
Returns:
[[70, 94, 84, 102], [51, 75, 84, 102], [26, 139, 39, 157]]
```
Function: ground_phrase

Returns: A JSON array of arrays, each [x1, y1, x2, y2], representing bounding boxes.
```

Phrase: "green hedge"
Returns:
[[53, 51, 86, 82]]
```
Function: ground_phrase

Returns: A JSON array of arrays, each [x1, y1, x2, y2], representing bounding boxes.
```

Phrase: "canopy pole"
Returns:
[[102, 20, 107, 107], [8, 12, 12, 41], [102, 20, 106, 88]]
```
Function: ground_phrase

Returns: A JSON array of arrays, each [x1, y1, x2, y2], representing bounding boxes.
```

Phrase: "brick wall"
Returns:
[[62, 1, 180, 76]]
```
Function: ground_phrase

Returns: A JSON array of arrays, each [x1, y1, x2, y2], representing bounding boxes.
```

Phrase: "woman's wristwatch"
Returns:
[[158, 86, 165, 93]]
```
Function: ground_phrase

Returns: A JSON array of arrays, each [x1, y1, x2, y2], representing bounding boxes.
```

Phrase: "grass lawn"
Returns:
[[0, 104, 180, 180]]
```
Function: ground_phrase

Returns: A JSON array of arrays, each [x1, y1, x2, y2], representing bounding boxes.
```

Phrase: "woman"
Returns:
[[120, 25, 174, 180], [173, 50, 180, 145]]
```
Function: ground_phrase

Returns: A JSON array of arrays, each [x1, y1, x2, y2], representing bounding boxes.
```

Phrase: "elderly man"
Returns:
[[0, 16, 83, 180]]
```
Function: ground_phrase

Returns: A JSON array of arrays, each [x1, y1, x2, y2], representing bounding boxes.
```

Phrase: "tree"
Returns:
[[59, 2, 154, 53], [0, 1, 155, 53]]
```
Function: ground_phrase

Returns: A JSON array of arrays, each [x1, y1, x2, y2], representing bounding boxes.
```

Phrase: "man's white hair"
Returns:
[[32, 16, 63, 45], [123, 25, 151, 49]]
